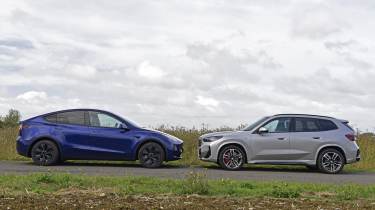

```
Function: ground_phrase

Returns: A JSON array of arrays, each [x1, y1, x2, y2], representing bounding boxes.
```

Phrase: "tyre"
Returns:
[[218, 145, 245, 170], [317, 148, 345, 174], [31, 140, 60, 166], [138, 142, 165, 168]]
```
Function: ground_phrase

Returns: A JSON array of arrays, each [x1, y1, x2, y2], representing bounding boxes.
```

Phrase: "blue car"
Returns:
[[16, 109, 183, 168]]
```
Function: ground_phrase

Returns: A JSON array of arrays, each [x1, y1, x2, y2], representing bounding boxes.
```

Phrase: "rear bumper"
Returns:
[[16, 136, 29, 157], [346, 149, 361, 164], [356, 149, 361, 161]]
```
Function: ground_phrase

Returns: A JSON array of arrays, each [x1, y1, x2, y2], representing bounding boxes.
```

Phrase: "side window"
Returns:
[[262, 117, 290, 133], [294, 118, 320, 132], [318, 119, 338, 131], [44, 114, 57, 123], [56, 111, 86, 125], [89, 111, 122, 128]]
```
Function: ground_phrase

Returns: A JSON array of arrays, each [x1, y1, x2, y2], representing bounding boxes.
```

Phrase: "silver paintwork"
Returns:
[[198, 114, 360, 167]]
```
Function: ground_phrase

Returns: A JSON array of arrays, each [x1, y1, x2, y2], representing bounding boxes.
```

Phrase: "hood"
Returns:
[[200, 130, 237, 139], [141, 128, 184, 144]]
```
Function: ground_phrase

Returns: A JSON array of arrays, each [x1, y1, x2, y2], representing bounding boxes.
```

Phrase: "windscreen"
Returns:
[[242, 116, 270, 131]]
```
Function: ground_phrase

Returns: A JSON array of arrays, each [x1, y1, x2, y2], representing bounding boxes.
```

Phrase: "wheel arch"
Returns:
[[135, 139, 167, 160], [316, 145, 347, 164], [28, 136, 62, 159], [217, 142, 248, 163]]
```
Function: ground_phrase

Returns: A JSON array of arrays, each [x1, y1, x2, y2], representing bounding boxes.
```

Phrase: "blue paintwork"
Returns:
[[16, 109, 183, 161]]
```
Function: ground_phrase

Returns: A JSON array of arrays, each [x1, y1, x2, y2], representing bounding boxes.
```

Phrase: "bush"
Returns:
[[181, 171, 209, 195]]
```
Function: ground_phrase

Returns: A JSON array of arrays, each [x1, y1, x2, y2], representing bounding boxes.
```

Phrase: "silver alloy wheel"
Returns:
[[321, 152, 343, 173], [223, 148, 243, 169]]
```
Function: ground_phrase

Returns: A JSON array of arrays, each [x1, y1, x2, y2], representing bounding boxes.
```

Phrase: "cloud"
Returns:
[[68, 64, 97, 79], [195, 95, 219, 112], [0, 0, 374, 130], [16, 91, 47, 102], [0, 38, 34, 49], [290, 3, 347, 39], [137, 61, 165, 80]]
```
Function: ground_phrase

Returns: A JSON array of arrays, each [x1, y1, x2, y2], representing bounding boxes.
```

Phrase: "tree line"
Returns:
[[0, 109, 21, 128]]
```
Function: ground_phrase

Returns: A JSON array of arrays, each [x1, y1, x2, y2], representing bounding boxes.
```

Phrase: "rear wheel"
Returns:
[[138, 142, 165, 168], [317, 148, 345, 174], [218, 145, 245, 170], [31, 140, 60, 166]]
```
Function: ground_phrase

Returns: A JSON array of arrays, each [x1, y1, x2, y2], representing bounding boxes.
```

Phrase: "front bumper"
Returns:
[[171, 143, 183, 160], [198, 138, 218, 162]]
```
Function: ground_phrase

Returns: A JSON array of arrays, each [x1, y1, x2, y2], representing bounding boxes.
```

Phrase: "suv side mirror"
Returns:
[[258, 127, 269, 134]]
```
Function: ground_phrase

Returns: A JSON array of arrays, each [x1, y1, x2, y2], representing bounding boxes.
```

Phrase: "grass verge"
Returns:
[[1, 172, 375, 201]]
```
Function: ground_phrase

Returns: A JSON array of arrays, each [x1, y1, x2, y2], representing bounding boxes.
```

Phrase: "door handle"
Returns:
[[313, 137, 321, 139], [277, 137, 286, 140]]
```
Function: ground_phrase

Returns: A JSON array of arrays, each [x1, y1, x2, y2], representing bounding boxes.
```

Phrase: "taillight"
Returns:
[[18, 124, 23, 136], [345, 133, 355, 141], [18, 124, 29, 136]]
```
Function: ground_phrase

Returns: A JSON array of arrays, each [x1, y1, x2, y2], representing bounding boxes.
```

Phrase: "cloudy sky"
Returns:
[[0, 0, 374, 130]]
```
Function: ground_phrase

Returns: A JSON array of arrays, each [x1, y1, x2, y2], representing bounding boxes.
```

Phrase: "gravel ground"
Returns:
[[1, 191, 375, 210]]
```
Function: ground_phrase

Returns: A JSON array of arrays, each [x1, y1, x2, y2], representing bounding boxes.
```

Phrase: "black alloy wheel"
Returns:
[[31, 140, 59, 166], [138, 142, 165, 168]]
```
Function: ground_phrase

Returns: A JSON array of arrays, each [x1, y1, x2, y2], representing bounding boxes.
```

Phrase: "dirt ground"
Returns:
[[1, 191, 375, 210]]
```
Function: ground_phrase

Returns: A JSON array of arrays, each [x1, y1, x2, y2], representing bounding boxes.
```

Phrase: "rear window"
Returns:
[[44, 114, 57, 123], [294, 118, 320, 132], [56, 111, 86, 125], [318, 119, 338, 131], [45, 111, 86, 125]]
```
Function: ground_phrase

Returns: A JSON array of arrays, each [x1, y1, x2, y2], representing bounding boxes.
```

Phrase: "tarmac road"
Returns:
[[0, 161, 374, 184]]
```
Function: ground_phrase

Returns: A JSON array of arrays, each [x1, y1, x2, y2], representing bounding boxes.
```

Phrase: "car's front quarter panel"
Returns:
[[199, 131, 250, 163], [130, 129, 183, 161]]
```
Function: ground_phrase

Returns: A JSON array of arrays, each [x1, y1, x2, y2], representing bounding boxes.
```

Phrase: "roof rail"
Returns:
[[273, 114, 335, 119]]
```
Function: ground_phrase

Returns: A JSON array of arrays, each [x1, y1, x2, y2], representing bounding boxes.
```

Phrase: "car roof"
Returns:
[[42, 108, 115, 116], [23, 108, 117, 122]]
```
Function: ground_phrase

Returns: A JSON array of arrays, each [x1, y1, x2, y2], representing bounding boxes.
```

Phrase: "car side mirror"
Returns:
[[119, 123, 130, 131], [258, 127, 269, 134]]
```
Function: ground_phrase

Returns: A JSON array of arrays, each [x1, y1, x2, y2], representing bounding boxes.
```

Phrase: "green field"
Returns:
[[0, 173, 375, 200], [1, 173, 374, 209], [1, 126, 374, 171]]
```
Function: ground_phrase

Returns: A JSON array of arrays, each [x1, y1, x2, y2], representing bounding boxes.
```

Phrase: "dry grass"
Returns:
[[347, 133, 375, 171], [0, 127, 27, 160], [0, 126, 374, 171]]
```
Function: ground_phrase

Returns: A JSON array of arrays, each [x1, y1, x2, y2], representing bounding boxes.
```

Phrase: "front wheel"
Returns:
[[218, 145, 245, 170], [138, 142, 165, 168], [31, 140, 60, 166], [317, 148, 345, 174]]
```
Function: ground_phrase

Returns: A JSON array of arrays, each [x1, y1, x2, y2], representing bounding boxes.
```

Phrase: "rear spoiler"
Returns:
[[339, 119, 354, 131], [340, 119, 349, 124]]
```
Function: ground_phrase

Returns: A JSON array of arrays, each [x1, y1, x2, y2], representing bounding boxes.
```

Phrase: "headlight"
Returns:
[[203, 136, 223, 142]]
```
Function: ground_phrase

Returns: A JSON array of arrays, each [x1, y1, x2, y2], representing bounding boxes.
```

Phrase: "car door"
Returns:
[[86, 111, 134, 160], [250, 117, 292, 161], [50, 110, 93, 159], [288, 117, 324, 161]]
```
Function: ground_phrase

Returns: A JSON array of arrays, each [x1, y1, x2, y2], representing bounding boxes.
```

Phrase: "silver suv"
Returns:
[[198, 114, 360, 174]]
